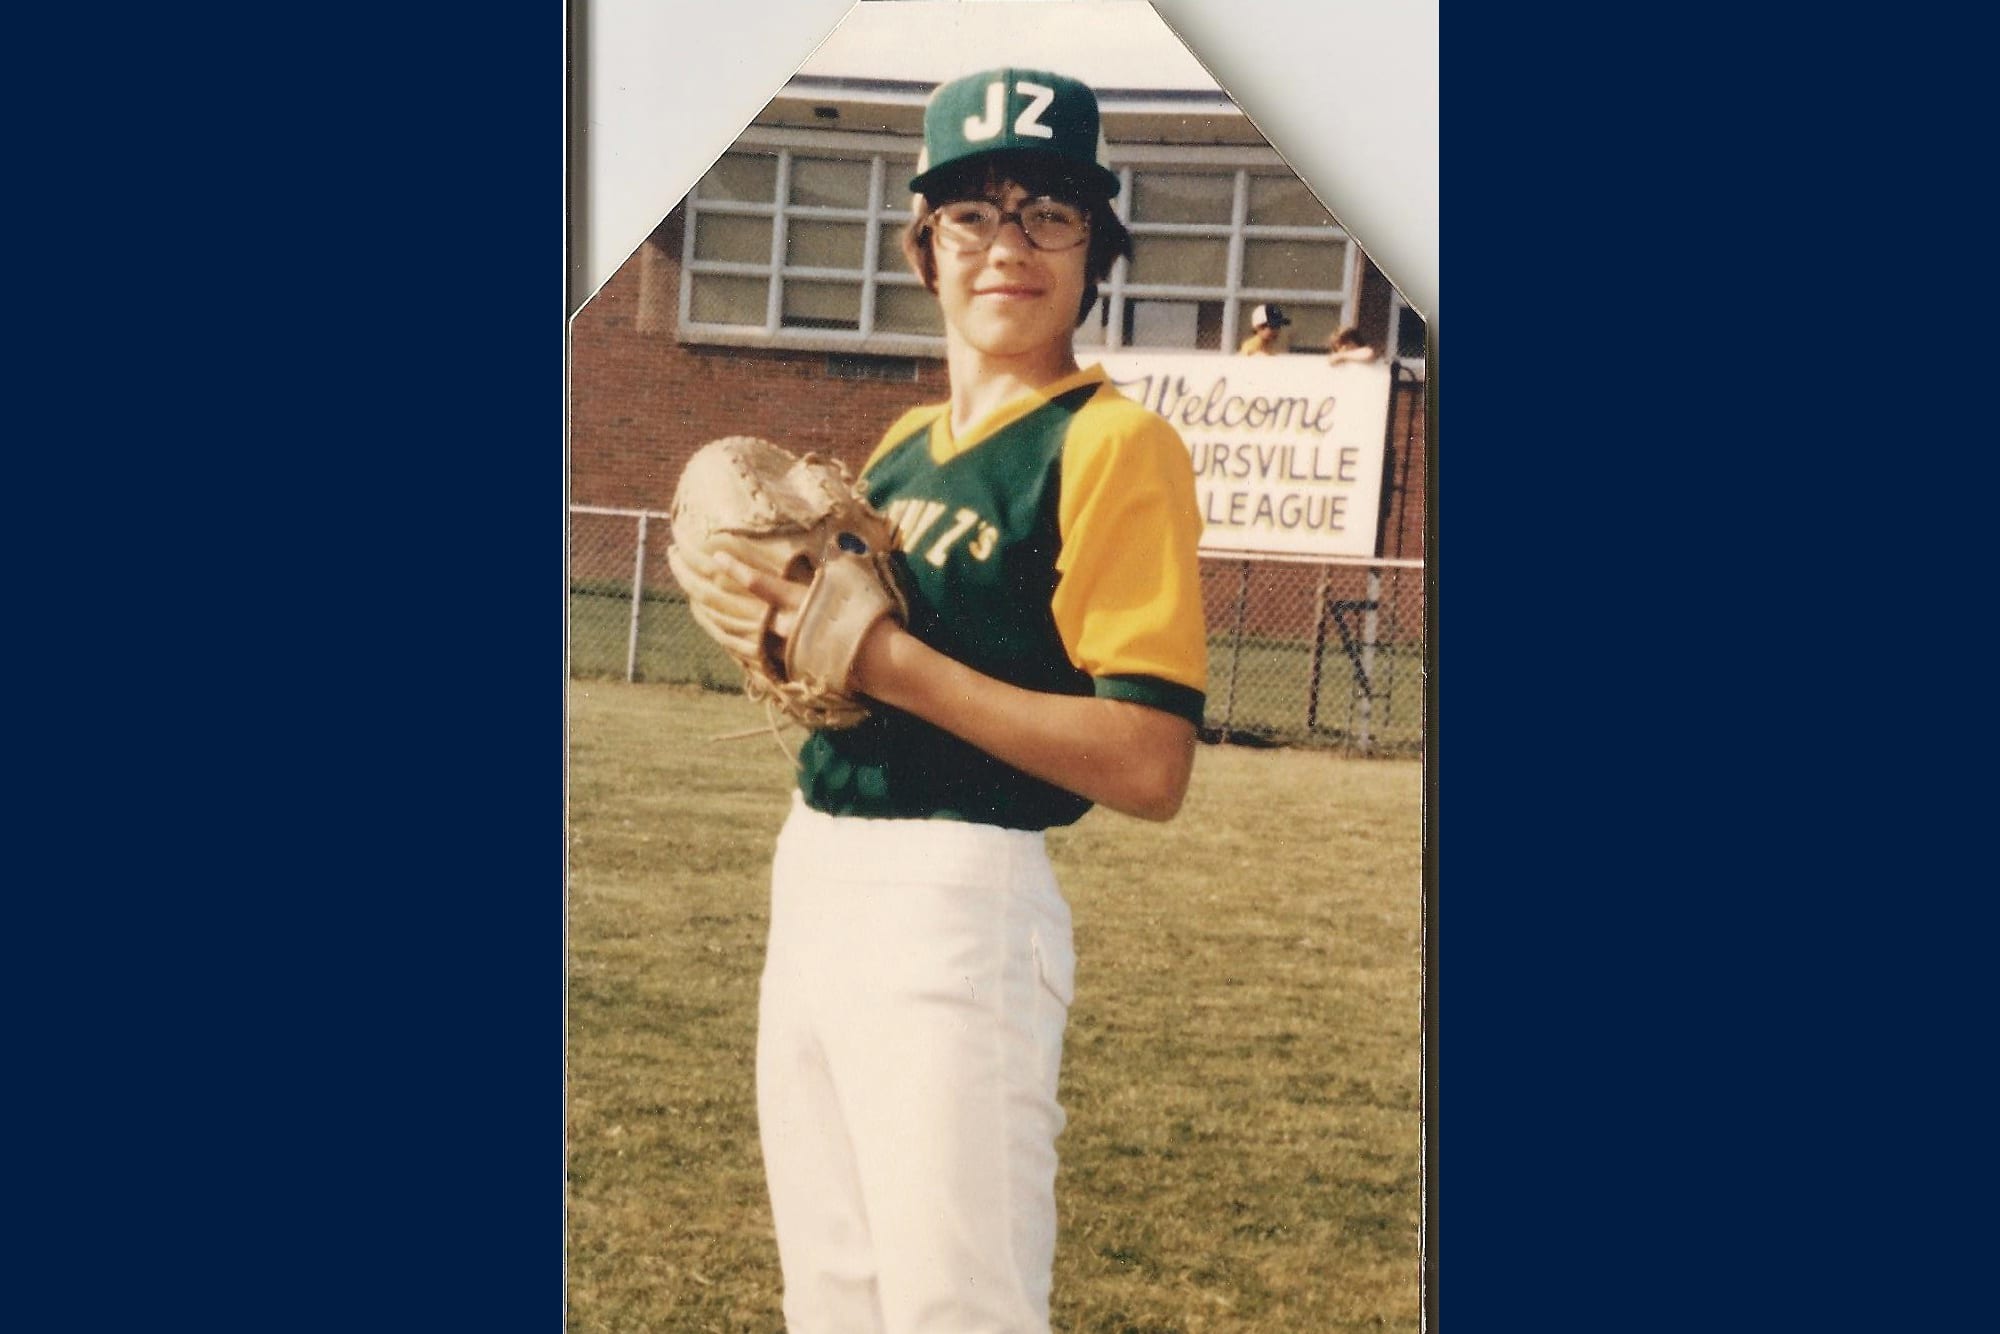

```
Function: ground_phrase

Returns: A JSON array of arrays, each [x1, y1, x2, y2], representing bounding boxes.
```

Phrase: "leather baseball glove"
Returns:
[[665, 436, 908, 732]]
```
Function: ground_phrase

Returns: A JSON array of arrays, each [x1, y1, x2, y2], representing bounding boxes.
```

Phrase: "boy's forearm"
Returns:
[[854, 623, 1197, 821]]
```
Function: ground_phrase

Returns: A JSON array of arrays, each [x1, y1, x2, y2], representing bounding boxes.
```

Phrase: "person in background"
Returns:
[[1328, 323, 1381, 364], [1237, 302, 1291, 355]]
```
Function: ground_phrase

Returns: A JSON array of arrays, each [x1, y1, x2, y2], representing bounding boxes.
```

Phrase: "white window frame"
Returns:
[[678, 130, 1358, 357], [1100, 146, 1358, 354], [679, 128, 940, 357]]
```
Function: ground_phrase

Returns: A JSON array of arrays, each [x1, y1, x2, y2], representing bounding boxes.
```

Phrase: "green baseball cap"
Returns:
[[909, 67, 1120, 200]]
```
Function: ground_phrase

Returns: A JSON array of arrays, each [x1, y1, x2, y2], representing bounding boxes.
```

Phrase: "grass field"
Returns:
[[566, 682, 1425, 1333]]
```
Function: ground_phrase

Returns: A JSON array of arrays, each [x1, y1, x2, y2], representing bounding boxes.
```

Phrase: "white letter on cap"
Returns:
[[1013, 81, 1056, 138], [964, 81, 1005, 141]]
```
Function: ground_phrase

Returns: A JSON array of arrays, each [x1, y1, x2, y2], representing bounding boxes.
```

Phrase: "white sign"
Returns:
[[1094, 353, 1395, 560]]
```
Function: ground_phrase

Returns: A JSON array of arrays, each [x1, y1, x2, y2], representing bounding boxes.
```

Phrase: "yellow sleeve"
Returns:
[[1051, 397, 1209, 719]]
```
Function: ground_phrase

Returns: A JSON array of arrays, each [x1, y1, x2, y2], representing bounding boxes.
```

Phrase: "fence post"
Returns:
[[625, 513, 650, 684], [1221, 559, 1251, 740], [1305, 565, 1331, 733], [1359, 566, 1381, 753]]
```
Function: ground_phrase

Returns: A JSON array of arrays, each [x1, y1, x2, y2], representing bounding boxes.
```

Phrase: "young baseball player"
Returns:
[[712, 67, 1208, 1334]]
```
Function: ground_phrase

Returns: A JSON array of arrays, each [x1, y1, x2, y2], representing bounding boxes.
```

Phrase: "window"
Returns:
[[681, 143, 942, 354], [1099, 164, 1356, 354], [679, 132, 1357, 357]]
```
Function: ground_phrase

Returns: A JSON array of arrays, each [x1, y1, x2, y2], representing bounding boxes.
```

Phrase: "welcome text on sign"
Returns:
[[1110, 373, 1338, 434]]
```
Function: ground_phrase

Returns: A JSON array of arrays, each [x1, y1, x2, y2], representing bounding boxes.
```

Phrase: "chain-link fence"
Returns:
[[1195, 554, 1423, 756], [570, 504, 1425, 757]]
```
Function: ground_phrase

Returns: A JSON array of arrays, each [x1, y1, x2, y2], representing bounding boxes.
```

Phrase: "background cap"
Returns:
[[1251, 303, 1292, 329], [909, 67, 1121, 200]]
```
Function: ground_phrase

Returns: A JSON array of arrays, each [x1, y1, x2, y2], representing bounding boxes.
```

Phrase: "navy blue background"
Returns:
[[305, 20, 563, 1327], [1435, 9, 1805, 1326], [21, 13, 573, 1327], [1432, 6, 1896, 1325], [252, 20, 559, 1327]]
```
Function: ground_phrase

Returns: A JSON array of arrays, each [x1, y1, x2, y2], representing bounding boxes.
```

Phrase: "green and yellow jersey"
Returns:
[[796, 364, 1208, 830]]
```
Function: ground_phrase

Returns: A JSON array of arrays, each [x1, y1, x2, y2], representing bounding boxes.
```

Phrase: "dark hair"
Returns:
[[899, 152, 1133, 328], [1332, 324, 1368, 350]]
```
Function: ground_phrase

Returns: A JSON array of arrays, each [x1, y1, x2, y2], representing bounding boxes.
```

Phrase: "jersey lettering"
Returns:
[[924, 507, 982, 567], [897, 499, 950, 550], [881, 492, 1001, 566], [1012, 82, 1056, 139]]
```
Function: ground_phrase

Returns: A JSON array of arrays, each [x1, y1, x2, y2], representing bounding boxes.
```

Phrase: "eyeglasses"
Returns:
[[929, 197, 1090, 253]]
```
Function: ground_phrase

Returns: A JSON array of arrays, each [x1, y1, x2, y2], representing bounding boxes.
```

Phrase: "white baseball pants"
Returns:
[[757, 793, 1076, 1334]]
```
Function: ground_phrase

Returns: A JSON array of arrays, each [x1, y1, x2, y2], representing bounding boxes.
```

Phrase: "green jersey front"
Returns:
[[796, 365, 1209, 830]]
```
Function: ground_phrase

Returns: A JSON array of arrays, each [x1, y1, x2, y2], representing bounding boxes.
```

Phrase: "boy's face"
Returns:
[[930, 181, 1090, 362]]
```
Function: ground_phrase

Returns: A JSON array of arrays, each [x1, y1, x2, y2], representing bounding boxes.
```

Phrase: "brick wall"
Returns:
[[569, 205, 948, 514]]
